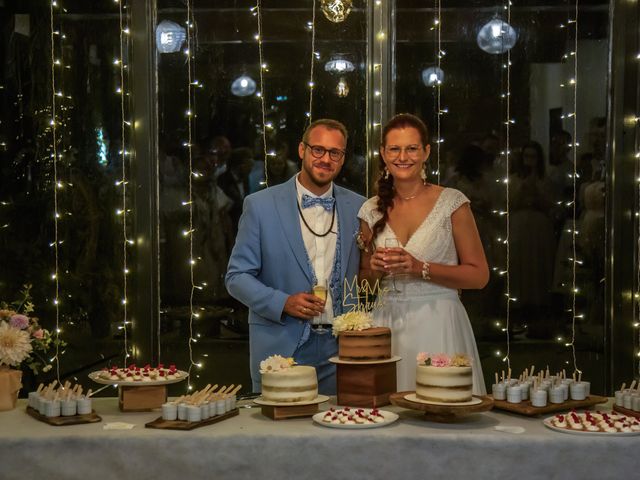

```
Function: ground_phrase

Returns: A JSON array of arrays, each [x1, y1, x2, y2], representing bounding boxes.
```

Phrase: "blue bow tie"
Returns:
[[301, 193, 335, 211]]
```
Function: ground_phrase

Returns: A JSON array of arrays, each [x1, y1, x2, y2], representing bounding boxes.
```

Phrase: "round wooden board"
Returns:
[[389, 391, 494, 423]]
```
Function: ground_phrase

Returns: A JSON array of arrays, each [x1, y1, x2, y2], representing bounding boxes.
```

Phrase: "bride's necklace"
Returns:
[[395, 185, 424, 201]]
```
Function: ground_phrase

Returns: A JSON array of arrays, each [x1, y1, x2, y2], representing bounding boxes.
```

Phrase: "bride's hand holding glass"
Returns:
[[383, 244, 421, 276]]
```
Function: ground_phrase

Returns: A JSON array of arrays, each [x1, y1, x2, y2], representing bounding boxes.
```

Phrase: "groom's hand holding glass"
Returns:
[[283, 291, 325, 320]]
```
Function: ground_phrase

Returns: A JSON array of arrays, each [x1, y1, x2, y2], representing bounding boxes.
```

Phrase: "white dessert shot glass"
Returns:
[[178, 403, 188, 420], [492, 383, 506, 400], [530, 389, 547, 407], [200, 402, 209, 419], [570, 382, 587, 401], [186, 405, 202, 422], [506, 386, 522, 404], [28, 391, 40, 409], [61, 399, 77, 416], [216, 398, 226, 415], [632, 395, 640, 412], [37, 397, 49, 414], [162, 402, 178, 421], [559, 383, 569, 401], [623, 392, 633, 410], [549, 387, 564, 404], [614, 390, 624, 406], [519, 383, 530, 401], [45, 400, 61, 418], [77, 397, 92, 415]]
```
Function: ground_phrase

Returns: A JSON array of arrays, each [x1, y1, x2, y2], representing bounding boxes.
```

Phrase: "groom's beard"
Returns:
[[302, 159, 340, 188]]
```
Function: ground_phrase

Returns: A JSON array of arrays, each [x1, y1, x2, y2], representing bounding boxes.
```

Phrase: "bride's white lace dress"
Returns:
[[359, 188, 487, 394]]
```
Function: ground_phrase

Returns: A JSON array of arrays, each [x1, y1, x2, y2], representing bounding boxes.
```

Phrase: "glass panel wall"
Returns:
[[156, 0, 368, 391], [2, 0, 634, 397], [394, 0, 609, 393], [0, 1, 130, 391]]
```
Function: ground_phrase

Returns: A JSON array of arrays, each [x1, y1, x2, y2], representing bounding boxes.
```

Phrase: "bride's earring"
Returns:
[[421, 163, 428, 185], [383, 166, 390, 180]]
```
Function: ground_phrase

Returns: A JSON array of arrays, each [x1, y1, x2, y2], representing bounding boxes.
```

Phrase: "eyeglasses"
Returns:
[[384, 145, 424, 160], [303, 142, 345, 162]]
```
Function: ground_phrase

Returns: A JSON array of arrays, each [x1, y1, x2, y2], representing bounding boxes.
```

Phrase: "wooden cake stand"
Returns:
[[390, 391, 494, 423], [254, 395, 330, 420], [330, 356, 401, 408], [89, 371, 188, 412]]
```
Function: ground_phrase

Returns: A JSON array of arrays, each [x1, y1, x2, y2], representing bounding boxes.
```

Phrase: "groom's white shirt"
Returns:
[[295, 175, 337, 322]]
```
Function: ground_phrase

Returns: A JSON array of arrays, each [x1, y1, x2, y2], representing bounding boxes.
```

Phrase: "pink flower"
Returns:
[[430, 353, 451, 367], [416, 352, 429, 364], [10, 314, 30, 330], [32, 329, 44, 339]]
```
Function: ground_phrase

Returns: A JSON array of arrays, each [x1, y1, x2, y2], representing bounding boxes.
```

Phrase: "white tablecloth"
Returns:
[[0, 398, 637, 480]]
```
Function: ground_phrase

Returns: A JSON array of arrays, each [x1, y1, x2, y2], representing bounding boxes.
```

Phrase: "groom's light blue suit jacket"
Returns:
[[225, 176, 365, 390]]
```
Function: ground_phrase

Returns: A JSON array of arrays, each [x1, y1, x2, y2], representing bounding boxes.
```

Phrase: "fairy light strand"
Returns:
[[307, 0, 317, 124], [255, 2, 269, 187], [116, 0, 131, 366], [569, 0, 581, 375], [435, 0, 442, 184], [49, 0, 62, 384], [636, 108, 640, 372], [186, 0, 196, 391], [503, 0, 513, 370], [371, 0, 385, 186]]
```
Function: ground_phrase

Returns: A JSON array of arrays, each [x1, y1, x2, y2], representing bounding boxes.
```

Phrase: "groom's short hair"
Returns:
[[302, 119, 348, 144]]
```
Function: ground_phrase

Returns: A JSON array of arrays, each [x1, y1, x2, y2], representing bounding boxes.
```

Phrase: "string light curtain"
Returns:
[[114, 0, 133, 366], [501, 0, 514, 370], [253, 1, 269, 187], [183, 0, 204, 391], [567, 0, 581, 376], [431, 0, 443, 184], [49, 0, 63, 384]]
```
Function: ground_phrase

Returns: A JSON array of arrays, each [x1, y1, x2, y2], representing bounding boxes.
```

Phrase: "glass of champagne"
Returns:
[[384, 238, 402, 294], [312, 279, 329, 334]]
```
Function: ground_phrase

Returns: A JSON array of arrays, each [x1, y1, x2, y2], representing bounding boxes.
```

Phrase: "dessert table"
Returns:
[[0, 398, 636, 480]]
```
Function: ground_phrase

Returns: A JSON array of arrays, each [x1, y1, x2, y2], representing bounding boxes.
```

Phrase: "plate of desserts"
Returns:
[[89, 364, 188, 386], [543, 411, 640, 436], [313, 407, 399, 429]]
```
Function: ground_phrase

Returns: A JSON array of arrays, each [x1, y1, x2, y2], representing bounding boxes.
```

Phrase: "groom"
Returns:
[[225, 119, 365, 394]]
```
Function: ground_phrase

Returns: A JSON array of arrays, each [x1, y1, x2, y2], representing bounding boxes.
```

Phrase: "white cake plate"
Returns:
[[543, 415, 640, 436], [253, 394, 330, 407], [312, 409, 399, 429], [329, 355, 401, 365], [88, 370, 188, 387]]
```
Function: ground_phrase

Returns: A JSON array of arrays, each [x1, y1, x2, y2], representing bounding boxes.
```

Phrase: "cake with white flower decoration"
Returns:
[[415, 353, 473, 403], [332, 310, 391, 361], [260, 355, 318, 403]]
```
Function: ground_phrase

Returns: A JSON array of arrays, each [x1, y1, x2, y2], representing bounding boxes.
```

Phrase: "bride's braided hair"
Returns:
[[370, 113, 431, 247]]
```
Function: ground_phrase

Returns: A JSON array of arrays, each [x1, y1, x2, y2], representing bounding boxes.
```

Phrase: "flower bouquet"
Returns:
[[259, 355, 296, 373], [416, 352, 472, 367], [0, 285, 55, 410], [331, 310, 373, 337]]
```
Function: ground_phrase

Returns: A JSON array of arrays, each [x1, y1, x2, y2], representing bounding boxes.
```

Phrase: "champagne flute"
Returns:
[[384, 238, 402, 294], [311, 279, 329, 334]]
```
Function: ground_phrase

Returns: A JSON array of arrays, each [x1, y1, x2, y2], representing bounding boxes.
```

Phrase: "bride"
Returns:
[[358, 113, 489, 394]]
